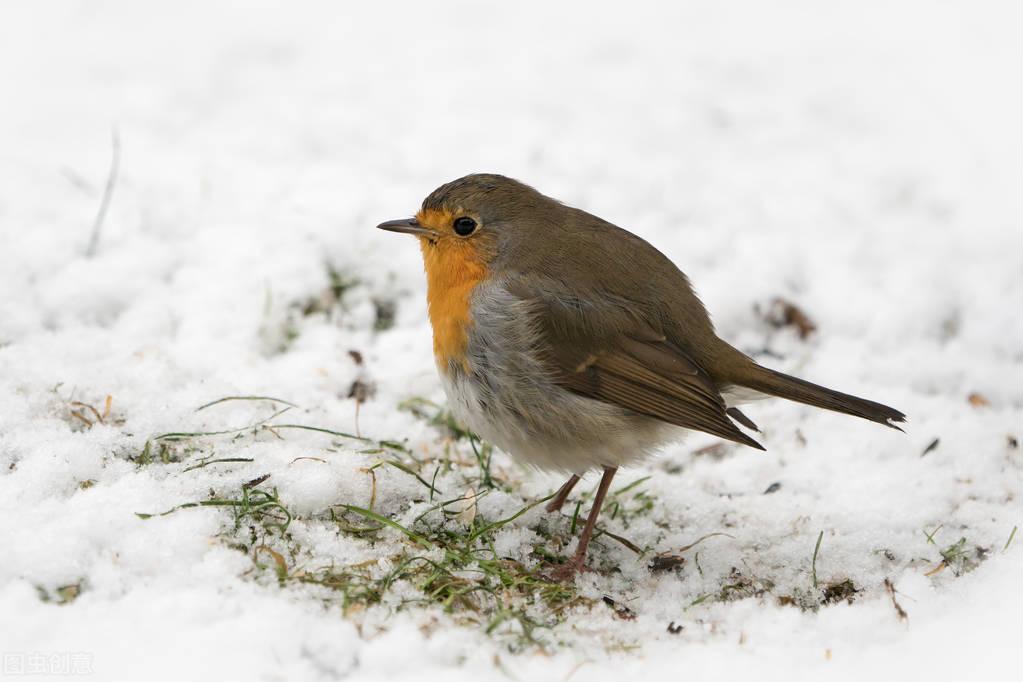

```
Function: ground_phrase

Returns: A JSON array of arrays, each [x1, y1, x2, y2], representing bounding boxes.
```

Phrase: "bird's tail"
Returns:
[[731, 364, 906, 430]]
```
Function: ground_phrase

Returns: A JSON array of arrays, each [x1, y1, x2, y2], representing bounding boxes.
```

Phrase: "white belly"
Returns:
[[439, 367, 681, 474], [436, 275, 688, 478]]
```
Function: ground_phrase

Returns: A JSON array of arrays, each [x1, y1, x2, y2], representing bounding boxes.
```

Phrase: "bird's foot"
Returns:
[[546, 474, 581, 513], [543, 557, 591, 583], [545, 498, 567, 513]]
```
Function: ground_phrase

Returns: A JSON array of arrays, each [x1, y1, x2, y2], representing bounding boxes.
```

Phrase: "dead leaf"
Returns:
[[761, 297, 817, 339], [348, 378, 375, 403], [254, 545, 288, 581], [453, 487, 478, 525], [649, 554, 686, 572], [692, 442, 729, 458], [602, 596, 636, 620], [884, 578, 908, 621], [967, 392, 990, 407], [242, 474, 271, 490]]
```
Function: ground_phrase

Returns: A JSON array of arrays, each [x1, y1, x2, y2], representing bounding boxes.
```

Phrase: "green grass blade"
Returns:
[[340, 504, 435, 550]]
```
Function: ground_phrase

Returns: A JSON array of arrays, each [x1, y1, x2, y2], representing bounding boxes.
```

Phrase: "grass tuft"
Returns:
[[820, 579, 859, 605], [136, 483, 292, 536], [137, 394, 590, 651], [130, 394, 953, 652], [310, 490, 585, 650], [37, 582, 84, 605]]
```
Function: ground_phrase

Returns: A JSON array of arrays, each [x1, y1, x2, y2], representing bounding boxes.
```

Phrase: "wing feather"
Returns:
[[506, 275, 764, 450], [556, 339, 764, 450]]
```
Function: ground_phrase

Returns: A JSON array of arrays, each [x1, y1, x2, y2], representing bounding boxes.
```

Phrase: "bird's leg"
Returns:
[[546, 474, 581, 513], [549, 466, 617, 580]]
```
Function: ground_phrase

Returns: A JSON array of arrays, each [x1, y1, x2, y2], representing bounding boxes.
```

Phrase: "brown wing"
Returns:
[[504, 274, 764, 450], [549, 333, 765, 450]]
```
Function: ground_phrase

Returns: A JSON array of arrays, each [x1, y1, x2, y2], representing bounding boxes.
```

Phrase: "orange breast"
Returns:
[[417, 211, 488, 372]]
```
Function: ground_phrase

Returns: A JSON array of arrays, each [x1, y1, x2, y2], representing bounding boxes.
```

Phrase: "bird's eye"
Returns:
[[453, 216, 477, 236]]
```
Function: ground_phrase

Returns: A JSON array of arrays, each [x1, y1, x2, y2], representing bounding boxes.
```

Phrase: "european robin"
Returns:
[[378, 174, 905, 579]]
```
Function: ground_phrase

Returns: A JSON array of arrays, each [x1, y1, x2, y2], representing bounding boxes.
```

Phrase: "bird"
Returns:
[[378, 173, 905, 580]]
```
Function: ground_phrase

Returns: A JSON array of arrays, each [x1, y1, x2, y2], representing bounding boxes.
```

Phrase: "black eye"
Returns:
[[453, 216, 477, 236]]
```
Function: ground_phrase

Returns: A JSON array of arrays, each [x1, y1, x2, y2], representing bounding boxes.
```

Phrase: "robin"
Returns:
[[378, 174, 905, 580]]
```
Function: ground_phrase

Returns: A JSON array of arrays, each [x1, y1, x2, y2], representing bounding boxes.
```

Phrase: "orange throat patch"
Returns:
[[416, 209, 489, 373]]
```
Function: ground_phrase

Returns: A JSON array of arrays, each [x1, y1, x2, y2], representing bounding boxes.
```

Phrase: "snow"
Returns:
[[2, 1, 1022, 680]]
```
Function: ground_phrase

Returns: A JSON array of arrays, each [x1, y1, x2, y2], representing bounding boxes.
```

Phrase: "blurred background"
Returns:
[[3, 0, 1022, 361]]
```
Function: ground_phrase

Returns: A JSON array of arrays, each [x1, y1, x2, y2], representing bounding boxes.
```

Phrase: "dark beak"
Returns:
[[376, 218, 436, 239]]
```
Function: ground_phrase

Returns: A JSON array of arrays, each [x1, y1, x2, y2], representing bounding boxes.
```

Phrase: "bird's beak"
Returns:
[[376, 218, 437, 239]]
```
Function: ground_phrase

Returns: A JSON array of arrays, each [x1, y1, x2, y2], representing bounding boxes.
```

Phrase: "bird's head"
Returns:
[[378, 173, 564, 364], [377, 173, 555, 274]]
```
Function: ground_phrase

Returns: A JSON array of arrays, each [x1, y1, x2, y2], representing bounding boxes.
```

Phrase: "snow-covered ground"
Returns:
[[2, 1, 1022, 680]]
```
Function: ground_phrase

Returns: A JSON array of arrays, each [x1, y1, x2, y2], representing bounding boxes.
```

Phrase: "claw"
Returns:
[[543, 559, 591, 583]]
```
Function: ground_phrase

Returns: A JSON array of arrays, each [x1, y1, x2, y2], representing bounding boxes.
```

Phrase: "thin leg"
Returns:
[[550, 466, 617, 580], [546, 474, 581, 513]]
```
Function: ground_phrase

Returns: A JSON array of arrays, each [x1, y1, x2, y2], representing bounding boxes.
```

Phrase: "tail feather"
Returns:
[[737, 366, 906, 430]]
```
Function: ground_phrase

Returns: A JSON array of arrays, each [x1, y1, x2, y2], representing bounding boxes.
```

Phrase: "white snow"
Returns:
[[2, 1, 1022, 680]]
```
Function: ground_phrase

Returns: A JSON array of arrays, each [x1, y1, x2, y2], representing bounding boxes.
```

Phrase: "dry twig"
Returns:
[[86, 127, 120, 258]]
